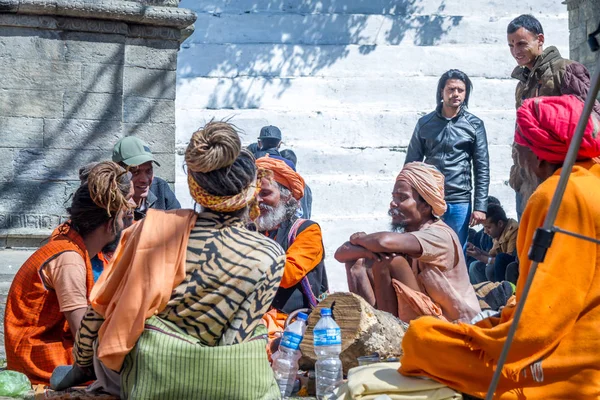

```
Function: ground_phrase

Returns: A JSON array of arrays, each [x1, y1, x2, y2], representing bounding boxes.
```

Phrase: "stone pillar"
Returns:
[[0, 0, 196, 247], [567, 0, 600, 74]]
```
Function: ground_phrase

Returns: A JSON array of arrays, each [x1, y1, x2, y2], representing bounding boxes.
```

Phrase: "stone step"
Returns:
[[177, 76, 520, 111], [183, 0, 566, 16], [188, 13, 566, 46], [178, 42, 569, 80], [176, 142, 511, 181], [175, 172, 514, 219], [175, 108, 520, 148]]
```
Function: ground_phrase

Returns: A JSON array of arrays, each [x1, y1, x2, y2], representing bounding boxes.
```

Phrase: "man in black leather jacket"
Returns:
[[405, 69, 490, 248]]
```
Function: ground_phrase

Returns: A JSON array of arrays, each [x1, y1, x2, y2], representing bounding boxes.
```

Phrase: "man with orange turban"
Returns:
[[255, 156, 328, 345], [398, 95, 600, 399], [335, 162, 480, 323]]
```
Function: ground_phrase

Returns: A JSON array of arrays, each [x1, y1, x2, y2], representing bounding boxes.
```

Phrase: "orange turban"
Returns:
[[396, 162, 447, 217], [255, 155, 305, 200]]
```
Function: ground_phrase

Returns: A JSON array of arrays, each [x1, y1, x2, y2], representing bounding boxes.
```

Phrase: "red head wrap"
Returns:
[[515, 95, 600, 163]]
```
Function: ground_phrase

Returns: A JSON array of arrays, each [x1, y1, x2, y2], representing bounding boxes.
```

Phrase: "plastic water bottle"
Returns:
[[272, 312, 308, 398], [313, 308, 343, 400]]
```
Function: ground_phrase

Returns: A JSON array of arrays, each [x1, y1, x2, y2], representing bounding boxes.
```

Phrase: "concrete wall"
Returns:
[[0, 1, 195, 247], [176, 1, 569, 292], [567, 0, 600, 74]]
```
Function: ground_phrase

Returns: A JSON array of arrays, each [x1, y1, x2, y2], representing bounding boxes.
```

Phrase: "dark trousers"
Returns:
[[469, 252, 517, 284]]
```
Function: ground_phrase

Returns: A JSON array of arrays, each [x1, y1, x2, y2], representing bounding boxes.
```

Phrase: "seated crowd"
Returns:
[[6, 9, 600, 398], [4, 100, 600, 397]]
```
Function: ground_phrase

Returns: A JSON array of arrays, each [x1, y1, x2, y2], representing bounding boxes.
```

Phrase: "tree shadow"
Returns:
[[0, 28, 174, 234], [177, 0, 463, 110]]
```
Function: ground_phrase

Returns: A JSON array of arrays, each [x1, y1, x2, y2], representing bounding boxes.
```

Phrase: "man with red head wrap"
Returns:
[[396, 95, 600, 399], [255, 155, 328, 346]]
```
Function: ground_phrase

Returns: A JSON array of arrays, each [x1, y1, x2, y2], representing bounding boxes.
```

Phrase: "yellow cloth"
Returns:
[[396, 162, 447, 217], [400, 161, 600, 399], [333, 362, 462, 400]]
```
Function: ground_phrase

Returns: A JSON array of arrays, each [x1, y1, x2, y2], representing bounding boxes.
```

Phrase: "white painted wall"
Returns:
[[176, 0, 568, 292]]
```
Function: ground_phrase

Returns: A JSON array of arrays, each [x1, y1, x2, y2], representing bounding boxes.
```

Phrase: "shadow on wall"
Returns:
[[177, 0, 463, 109], [0, 30, 172, 233]]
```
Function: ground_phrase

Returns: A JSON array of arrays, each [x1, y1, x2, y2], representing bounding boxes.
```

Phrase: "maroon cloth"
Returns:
[[515, 95, 600, 163]]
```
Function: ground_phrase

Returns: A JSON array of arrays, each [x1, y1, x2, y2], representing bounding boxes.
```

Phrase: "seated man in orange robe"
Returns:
[[335, 162, 480, 323], [4, 162, 134, 384], [255, 156, 328, 344], [400, 95, 600, 399]]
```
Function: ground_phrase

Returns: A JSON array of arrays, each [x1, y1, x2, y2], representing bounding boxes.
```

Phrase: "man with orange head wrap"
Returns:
[[335, 161, 480, 323], [255, 155, 328, 341]]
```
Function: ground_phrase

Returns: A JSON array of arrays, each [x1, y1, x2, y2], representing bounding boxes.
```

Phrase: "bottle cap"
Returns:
[[297, 312, 308, 321], [320, 308, 332, 316]]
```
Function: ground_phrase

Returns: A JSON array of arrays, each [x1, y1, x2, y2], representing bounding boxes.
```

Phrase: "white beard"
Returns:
[[255, 202, 288, 232]]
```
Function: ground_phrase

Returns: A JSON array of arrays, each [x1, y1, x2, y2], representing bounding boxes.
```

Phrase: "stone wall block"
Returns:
[[0, 90, 63, 118], [125, 38, 179, 70], [151, 152, 176, 182], [0, 27, 64, 61], [43, 119, 123, 149], [569, 6, 579, 27], [82, 63, 124, 93], [64, 32, 126, 65], [0, 149, 15, 182], [0, 60, 81, 91], [0, 117, 44, 148], [63, 92, 122, 121], [0, 181, 78, 215], [123, 67, 177, 99], [123, 123, 176, 152], [13, 149, 111, 181], [123, 96, 175, 123]]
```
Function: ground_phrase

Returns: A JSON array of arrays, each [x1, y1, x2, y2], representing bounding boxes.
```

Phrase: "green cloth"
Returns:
[[121, 316, 279, 400]]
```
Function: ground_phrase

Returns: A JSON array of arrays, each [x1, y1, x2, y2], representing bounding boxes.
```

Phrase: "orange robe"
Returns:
[[400, 161, 600, 399], [4, 225, 94, 385]]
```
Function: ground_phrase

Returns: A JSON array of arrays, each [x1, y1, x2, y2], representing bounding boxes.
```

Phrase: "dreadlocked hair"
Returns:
[[68, 161, 131, 237], [185, 120, 256, 197]]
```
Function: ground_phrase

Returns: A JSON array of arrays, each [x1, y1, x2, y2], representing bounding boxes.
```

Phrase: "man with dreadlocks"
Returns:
[[4, 162, 134, 385], [61, 121, 285, 399], [255, 155, 328, 345]]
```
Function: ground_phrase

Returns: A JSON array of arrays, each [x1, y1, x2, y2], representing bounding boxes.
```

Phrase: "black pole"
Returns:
[[484, 36, 600, 399]]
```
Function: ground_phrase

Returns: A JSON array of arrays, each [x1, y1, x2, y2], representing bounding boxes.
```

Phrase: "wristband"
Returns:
[[487, 256, 493, 265]]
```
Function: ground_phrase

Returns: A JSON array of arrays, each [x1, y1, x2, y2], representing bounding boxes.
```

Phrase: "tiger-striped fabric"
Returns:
[[74, 211, 285, 366], [160, 211, 285, 346]]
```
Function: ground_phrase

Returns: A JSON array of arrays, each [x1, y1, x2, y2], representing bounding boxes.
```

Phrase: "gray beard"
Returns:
[[255, 202, 288, 232], [388, 208, 406, 232]]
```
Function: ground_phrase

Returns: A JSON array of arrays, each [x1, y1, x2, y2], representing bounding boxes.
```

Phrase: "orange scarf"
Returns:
[[90, 209, 197, 371]]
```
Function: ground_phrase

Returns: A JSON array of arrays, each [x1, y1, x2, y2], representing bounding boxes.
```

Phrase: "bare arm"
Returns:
[[65, 307, 88, 338], [350, 232, 423, 256], [334, 242, 378, 263]]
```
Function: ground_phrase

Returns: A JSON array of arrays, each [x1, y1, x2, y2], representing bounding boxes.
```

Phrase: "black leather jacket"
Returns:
[[405, 105, 490, 212]]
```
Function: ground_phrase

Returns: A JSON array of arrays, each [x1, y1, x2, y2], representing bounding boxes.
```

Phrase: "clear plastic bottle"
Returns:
[[272, 312, 308, 399], [313, 308, 343, 400]]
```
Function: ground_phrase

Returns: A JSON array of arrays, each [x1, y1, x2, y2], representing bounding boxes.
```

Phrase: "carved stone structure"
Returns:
[[566, 0, 600, 74], [0, 0, 196, 246]]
